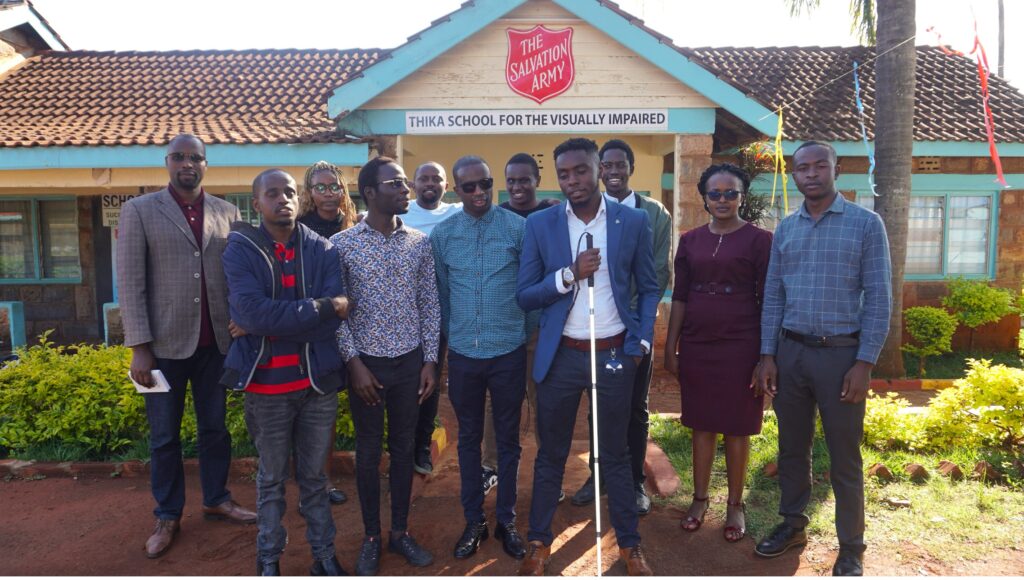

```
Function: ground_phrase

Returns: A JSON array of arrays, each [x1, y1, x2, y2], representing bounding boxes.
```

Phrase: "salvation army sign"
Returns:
[[506, 25, 575, 104]]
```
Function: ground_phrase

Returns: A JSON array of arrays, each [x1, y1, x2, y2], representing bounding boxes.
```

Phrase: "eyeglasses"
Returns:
[[311, 183, 344, 194], [377, 177, 410, 189], [166, 152, 206, 163], [705, 189, 741, 202], [459, 177, 494, 194]]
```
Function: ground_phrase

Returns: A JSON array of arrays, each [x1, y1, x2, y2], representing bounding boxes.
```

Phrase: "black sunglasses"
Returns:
[[311, 183, 344, 194], [166, 152, 206, 163], [459, 177, 494, 194], [705, 189, 741, 201]]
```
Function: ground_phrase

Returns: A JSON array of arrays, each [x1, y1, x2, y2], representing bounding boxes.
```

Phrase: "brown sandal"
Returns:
[[680, 495, 709, 532], [724, 500, 746, 542]]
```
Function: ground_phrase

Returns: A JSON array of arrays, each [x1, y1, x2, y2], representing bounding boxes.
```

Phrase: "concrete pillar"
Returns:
[[673, 134, 713, 239]]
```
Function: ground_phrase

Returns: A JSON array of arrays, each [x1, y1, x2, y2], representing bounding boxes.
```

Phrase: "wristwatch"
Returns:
[[561, 266, 576, 288]]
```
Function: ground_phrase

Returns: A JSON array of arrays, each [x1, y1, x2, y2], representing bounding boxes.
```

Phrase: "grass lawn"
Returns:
[[902, 350, 1022, 379], [649, 413, 1024, 566]]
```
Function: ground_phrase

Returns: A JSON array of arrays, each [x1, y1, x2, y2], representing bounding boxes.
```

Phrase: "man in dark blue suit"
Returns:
[[515, 138, 658, 577]]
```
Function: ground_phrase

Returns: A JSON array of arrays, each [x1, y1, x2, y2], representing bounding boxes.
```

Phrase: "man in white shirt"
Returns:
[[403, 161, 462, 476], [515, 138, 658, 576]]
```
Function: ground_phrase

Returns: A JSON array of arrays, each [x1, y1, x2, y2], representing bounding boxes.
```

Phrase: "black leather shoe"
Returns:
[[453, 520, 488, 559], [832, 551, 864, 576], [328, 487, 347, 505], [389, 531, 434, 567], [635, 484, 652, 516], [311, 554, 348, 576], [494, 521, 527, 559], [754, 522, 807, 558], [570, 476, 606, 506], [355, 536, 381, 576], [257, 559, 280, 576], [414, 449, 433, 475]]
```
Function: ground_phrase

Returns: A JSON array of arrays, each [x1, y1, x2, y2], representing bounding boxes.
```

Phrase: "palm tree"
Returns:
[[785, 0, 914, 378]]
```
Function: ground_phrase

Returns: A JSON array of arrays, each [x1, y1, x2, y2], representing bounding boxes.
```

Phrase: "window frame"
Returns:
[[0, 196, 82, 285]]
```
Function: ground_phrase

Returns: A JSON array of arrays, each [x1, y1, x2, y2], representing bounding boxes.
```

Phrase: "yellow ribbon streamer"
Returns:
[[771, 106, 789, 215]]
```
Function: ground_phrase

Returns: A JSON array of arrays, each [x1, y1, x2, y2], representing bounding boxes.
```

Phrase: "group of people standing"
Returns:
[[118, 132, 890, 577]]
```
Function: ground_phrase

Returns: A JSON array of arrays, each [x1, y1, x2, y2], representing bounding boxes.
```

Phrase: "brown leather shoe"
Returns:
[[145, 519, 180, 559], [517, 540, 550, 576], [202, 499, 257, 525], [620, 545, 653, 576]]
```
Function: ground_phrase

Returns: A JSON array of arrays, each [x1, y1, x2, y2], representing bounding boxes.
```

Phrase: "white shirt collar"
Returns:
[[604, 191, 636, 208], [565, 194, 607, 221]]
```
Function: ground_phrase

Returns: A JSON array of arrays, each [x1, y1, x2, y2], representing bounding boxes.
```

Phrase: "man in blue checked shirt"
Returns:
[[754, 141, 892, 577], [430, 155, 530, 562]]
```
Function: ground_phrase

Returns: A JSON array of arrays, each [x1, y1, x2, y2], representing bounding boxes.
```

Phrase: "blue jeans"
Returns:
[[447, 346, 526, 525], [528, 345, 640, 548], [147, 346, 231, 520], [245, 387, 338, 563]]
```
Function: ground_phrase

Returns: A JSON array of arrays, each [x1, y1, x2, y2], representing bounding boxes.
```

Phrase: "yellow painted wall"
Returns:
[[402, 134, 667, 205], [0, 166, 361, 196], [363, 0, 715, 111]]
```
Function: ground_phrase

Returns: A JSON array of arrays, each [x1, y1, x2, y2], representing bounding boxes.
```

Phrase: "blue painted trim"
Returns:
[[661, 173, 673, 190], [103, 302, 118, 345], [337, 108, 713, 136], [781, 140, 1024, 157], [327, 0, 529, 119], [551, 0, 776, 135], [835, 174, 1023, 192], [0, 302, 26, 349], [0, 6, 66, 51], [0, 143, 369, 170]]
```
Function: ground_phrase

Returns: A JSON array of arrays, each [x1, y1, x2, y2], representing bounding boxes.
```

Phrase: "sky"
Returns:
[[29, 0, 1023, 89]]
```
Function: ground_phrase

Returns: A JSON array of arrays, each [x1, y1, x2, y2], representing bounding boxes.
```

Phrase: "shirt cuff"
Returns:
[[640, 339, 651, 354], [760, 340, 778, 357], [555, 268, 573, 295]]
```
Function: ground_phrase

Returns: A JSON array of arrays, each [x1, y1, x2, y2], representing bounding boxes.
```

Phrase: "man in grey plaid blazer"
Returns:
[[117, 134, 256, 559]]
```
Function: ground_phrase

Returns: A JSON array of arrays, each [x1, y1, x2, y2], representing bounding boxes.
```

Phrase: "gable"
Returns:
[[361, 1, 715, 110]]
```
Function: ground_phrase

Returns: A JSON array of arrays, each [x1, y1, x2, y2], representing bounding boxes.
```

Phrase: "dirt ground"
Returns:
[[1, 377, 1019, 576]]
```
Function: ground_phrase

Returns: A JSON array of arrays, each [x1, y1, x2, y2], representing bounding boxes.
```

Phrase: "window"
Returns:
[[225, 194, 260, 226], [855, 193, 994, 278], [0, 198, 81, 282]]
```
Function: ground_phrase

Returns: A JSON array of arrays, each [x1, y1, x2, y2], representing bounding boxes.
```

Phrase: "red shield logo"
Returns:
[[506, 26, 575, 104]]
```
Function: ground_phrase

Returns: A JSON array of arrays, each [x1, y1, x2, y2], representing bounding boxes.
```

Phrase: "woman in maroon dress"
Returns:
[[664, 163, 772, 542]]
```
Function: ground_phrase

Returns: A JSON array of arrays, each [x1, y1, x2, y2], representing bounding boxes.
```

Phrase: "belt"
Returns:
[[782, 328, 859, 348], [689, 282, 753, 296], [561, 331, 626, 352]]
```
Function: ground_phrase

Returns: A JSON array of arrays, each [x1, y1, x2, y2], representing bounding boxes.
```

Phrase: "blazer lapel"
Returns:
[[556, 207, 573, 268], [155, 189, 199, 249], [606, 201, 622, 286], [201, 198, 220, 251]]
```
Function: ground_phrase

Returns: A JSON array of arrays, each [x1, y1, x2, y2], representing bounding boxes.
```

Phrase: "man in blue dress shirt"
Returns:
[[755, 141, 892, 577], [430, 155, 529, 562]]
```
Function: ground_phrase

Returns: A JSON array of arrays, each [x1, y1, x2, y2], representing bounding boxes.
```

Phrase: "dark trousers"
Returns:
[[586, 351, 652, 485], [447, 346, 526, 525], [349, 347, 422, 536], [529, 345, 640, 548], [245, 388, 337, 563], [774, 334, 866, 553], [414, 335, 447, 455], [147, 345, 232, 520]]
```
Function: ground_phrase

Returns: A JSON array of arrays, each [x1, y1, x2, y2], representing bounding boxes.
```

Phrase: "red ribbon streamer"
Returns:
[[928, 24, 1008, 187]]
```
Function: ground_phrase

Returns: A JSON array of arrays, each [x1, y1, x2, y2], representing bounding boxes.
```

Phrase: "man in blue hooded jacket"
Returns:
[[221, 168, 350, 576]]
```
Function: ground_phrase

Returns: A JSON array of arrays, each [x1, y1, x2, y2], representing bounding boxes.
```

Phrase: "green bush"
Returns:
[[924, 359, 1024, 450], [0, 333, 357, 460], [863, 392, 927, 450], [942, 277, 1016, 349], [901, 306, 958, 376]]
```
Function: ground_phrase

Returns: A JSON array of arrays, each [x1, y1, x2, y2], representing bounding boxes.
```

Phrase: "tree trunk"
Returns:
[[871, 0, 915, 378]]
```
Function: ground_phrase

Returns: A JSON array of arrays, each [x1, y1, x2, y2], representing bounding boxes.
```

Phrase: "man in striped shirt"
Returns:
[[755, 141, 892, 576], [222, 169, 350, 576]]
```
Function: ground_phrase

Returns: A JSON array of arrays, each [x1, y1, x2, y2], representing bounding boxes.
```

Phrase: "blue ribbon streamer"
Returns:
[[853, 61, 878, 196]]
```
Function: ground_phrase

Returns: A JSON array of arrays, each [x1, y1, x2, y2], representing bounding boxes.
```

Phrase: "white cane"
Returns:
[[584, 232, 604, 577]]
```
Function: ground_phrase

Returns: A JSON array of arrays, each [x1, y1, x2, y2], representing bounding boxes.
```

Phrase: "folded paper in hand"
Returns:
[[129, 369, 171, 393]]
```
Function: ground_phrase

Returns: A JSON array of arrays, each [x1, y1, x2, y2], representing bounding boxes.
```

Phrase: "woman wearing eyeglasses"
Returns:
[[663, 163, 772, 543], [299, 161, 358, 239], [298, 160, 358, 507]]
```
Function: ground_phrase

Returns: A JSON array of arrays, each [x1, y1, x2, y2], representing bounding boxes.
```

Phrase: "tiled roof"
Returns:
[[680, 45, 1024, 143], [0, 48, 385, 147]]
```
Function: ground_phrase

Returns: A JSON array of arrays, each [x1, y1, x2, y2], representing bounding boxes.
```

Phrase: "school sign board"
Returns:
[[405, 109, 669, 134]]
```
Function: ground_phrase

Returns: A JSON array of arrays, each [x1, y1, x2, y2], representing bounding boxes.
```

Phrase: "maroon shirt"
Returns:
[[168, 184, 215, 349]]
